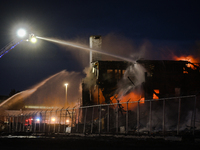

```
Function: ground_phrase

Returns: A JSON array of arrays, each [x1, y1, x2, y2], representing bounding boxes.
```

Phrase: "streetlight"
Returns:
[[64, 83, 68, 107]]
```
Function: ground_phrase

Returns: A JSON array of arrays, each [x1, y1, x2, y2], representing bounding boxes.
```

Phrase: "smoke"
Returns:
[[82, 67, 96, 90], [102, 34, 200, 63], [138, 101, 200, 133], [50, 33, 153, 69], [101, 33, 150, 61], [116, 63, 146, 100]]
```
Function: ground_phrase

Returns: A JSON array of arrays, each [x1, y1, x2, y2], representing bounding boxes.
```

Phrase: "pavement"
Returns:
[[0, 134, 200, 149]]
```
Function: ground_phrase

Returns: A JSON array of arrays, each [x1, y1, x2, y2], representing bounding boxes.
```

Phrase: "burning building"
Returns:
[[0, 35, 200, 135], [82, 60, 200, 106], [82, 36, 200, 106]]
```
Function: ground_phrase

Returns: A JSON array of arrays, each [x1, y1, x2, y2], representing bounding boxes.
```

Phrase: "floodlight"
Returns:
[[31, 37, 37, 43], [29, 33, 37, 43], [17, 28, 26, 37]]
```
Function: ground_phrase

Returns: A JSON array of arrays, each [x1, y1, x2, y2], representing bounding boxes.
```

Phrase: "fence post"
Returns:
[[19, 115, 22, 132], [126, 102, 129, 134], [71, 108, 74, 130], [107, 105, 109, 133], [30, 113, 32, 132], [23, 114, 26, 132], [149, 100, 152, 135], [58, 108, 63, 133], [91, 107, 94, 134], [74, 108, 77, 131], [137, 101, 140, 134], [16, 115, 19, 132], [76, 108, 80, 133], [54, 109, 58, 133], [64, 109, 67, 133], [83, 108, 87, 133], [163, 99, 165, 136], [28, 113, 31, 132], [99, 105, 102, 134], [12, 116, 15, 133], [43, 110, 47, 133], [9, 115, 11, 133], [39, 111, 42, 132], [49, 110, 52, 133], [177, 98, 181, 135], [27, 113, 29, 131], [116, 104, 118, 134], [193, 96, 197, 135], [34, 113, 37, 133], [31, 113, 34, 132]]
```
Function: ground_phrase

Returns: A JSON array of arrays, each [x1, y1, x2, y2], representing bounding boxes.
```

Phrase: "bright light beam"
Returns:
[[36, 36, 136, 63], [31, 37, 37, 43], [17, 29, 26, 37]]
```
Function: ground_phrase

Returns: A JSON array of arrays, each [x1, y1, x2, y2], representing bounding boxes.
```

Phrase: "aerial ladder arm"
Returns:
[[0, 39, 23, 58]]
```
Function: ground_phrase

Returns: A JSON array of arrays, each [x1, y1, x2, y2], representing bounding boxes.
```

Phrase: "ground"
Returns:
[[0, 135, 199, 149]]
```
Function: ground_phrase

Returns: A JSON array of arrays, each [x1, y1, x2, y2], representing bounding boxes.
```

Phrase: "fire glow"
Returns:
[[173, 55, 197, 63], [109, 89, 160, 110], [110, 92, 145, 110], [173, 55, 198, 69], [153, 89, 159, 99]]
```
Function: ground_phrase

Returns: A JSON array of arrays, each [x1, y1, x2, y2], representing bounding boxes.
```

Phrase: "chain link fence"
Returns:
[[0, 95, 199, 136]]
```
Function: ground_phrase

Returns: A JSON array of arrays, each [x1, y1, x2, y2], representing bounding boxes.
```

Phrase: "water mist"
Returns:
[[0, 70, 83, 110]]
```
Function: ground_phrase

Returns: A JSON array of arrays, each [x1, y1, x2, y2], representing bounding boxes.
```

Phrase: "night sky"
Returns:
[[0, 0, 200, 95]]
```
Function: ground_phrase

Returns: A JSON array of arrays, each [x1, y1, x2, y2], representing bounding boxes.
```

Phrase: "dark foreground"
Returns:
[[0, 135, 199, 150]]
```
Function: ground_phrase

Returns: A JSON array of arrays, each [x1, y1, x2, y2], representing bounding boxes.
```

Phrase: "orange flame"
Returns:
[[173, 55, 197, 63], [153, 89, 159, 99], [110, 92, 144, 110], [93, 89, 105, 104], [110, 92, 144, 103], [173, 55, 198, 69]]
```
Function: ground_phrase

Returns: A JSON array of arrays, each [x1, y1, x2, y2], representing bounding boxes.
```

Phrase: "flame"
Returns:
[[173, 55, 198, 69], [110, 92, 144, 110], [153, 89, 159, 99], [173, 55, 197, 63], [120, 92, 144, 103], [93, 88, 105, 104], [110, 92, 144, 103]]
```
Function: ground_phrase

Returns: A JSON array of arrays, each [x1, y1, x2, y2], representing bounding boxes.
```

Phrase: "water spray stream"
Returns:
[[0, 70, 66, 109], [36, 36, 136, 63]]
